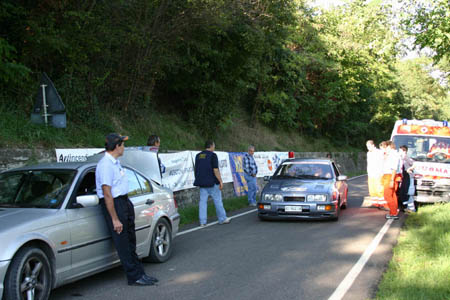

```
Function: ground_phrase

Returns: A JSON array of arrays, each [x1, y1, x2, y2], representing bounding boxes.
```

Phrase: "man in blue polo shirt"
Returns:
[[243, 145, 258, 206], [194, 140, 231, 227], [96, 133, 158, 286]]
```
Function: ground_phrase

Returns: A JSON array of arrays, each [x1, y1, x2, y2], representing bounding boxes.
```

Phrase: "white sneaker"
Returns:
[[219, 217, 231, 224], [200, 224, 207, 227], [249, 203, 257, 207]]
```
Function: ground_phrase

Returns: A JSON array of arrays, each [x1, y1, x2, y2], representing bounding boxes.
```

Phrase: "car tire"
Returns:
[[332, 199, 341, 221], [4, 246, 52, 300], [147, 218, 172, 263]]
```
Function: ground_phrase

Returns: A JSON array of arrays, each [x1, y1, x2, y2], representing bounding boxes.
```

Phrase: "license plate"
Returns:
[[285, 205, 302, 212]]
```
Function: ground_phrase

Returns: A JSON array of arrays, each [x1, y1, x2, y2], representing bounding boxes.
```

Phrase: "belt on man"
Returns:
[[99, 194, 128, 202]]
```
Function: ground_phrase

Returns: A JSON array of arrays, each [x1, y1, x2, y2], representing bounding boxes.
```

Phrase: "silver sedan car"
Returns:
[[0, 150, 179, 300], [258, 158, 348, 221]]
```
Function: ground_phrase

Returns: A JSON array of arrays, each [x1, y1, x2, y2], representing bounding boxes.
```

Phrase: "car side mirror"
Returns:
[[337, 175, 347, 181], [76, 195, 99, 208], [263, 176, 271, 182]]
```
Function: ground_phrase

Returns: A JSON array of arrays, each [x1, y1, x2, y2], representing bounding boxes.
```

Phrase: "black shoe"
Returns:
[[129, 276, 156, 286], [143, 274, 159, 283], [385, 214, 399, 220]]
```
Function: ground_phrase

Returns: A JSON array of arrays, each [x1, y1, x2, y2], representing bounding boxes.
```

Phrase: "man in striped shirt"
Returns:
[[243, 145, 258, 206]]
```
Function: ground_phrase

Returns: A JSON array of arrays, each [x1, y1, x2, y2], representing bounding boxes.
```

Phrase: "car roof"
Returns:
[[282, 158, 332, 163], [3, 161, 97, 172], [2, 150, 162, 184]]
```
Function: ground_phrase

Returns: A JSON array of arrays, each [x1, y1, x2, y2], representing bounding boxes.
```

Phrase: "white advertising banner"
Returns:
[[189, 151, 233, 183], [159, 151, 195, 192], [413, 162, 450, 178], [55, 148, 103, 162], [253, 152, 289, 177], [215, 151, 233, 183]]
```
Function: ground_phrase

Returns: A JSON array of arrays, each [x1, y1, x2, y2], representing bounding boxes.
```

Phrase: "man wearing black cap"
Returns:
[[95, 133, 158, 286]]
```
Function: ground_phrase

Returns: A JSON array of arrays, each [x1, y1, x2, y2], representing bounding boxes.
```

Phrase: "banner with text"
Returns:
[[253, 151, 289, 177], [159, 151, 195, 192], [55, 148, 103, 162]]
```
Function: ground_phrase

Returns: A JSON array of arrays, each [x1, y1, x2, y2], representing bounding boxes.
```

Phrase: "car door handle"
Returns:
[[146, 199, 155, 205]]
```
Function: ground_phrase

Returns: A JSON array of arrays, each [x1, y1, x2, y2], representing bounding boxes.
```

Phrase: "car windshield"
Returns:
[[273, 163, 333, 180], [392, 135, 450, 163], [0, 170, 76, 209]]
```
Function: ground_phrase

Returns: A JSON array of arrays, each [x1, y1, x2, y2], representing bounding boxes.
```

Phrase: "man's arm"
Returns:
[[213, 168, 223, 190], [102, 185, 123, 234]]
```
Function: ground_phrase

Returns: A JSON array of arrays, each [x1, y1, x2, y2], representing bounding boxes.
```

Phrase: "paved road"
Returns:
[[50, 176, 404, 300]]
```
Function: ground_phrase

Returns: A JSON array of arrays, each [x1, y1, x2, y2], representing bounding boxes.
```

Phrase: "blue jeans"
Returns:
[[199, 184, 227, 225], [244, 173, 258, 205]]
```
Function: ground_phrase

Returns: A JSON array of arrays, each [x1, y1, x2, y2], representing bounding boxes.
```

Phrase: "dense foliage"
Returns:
[[0, 0, 448, 147]]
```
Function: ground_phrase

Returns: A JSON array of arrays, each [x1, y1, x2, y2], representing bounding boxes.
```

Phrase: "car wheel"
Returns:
[[332, 199, 341, 221], [147, 218, 172, 263], [4, 247, 52, 300]]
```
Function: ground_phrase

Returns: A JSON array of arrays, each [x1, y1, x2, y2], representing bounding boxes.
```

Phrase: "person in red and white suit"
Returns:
[[381, 141, 402, 219]]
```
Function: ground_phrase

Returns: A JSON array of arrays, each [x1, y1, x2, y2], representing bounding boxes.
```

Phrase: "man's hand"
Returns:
[[102, 185, 122, 234], [113, 219, 123, 234], [219, 182, 223, 190]]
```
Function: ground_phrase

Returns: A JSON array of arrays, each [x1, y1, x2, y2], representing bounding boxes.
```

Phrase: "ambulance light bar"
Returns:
[[398, 119, 448, 127]]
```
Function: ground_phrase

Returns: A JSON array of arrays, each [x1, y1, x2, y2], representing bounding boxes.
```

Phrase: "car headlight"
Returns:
[[263, 194, 283, 202], [307, 194, 327, 202]]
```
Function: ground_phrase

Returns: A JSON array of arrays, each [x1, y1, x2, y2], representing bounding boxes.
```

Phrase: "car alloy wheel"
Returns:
[[147, 218, 172, 263], [4, 247, 52, 300]]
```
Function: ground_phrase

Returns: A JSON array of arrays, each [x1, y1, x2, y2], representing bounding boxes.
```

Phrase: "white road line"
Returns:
[[176, 209, 257, 236], [347, 174, 366, 181], [328, 219, 394, 300]]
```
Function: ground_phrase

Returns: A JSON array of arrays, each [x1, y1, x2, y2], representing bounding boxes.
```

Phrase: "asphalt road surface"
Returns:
[[50, 176, 404, 300]]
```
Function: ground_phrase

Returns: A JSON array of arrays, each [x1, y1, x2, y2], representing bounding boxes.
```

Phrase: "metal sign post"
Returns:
[[41, 84, 48, 125]]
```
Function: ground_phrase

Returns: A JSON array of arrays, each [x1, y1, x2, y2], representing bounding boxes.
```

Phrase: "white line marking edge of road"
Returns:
[[327, 219, 394, 300], [176, 209, 257, 236]]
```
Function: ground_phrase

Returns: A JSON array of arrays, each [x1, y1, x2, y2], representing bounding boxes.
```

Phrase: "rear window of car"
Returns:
[[0, 170, 76, 209]]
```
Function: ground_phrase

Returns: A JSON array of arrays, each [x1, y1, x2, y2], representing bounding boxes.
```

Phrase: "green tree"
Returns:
[[402, 0, 450, 63], [396, 58, 450, 120]]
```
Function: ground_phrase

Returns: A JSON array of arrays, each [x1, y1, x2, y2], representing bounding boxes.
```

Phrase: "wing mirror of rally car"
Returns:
[[288, 151, 295, 158]]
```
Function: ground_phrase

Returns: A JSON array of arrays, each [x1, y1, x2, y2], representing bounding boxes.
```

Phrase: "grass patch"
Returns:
[[178, 196, 249, 226], [0, 106, 360, 153], [375, 203, 450, 300]]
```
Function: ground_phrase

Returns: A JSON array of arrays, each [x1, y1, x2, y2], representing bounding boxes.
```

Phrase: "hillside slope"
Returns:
[[0, 107, 359, 152]]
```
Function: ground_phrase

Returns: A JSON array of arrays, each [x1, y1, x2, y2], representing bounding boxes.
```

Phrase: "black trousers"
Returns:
[[101, 195, 145, 283], [398, 170, 410, 209]]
